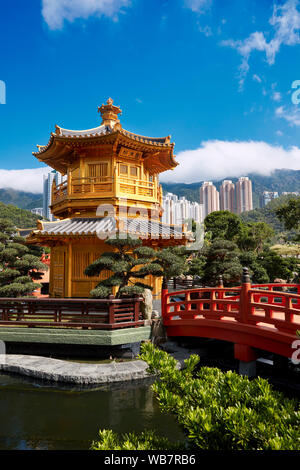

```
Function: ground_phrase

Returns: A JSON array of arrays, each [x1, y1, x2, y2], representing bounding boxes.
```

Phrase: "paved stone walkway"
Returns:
[[0, 354, 150, 385]]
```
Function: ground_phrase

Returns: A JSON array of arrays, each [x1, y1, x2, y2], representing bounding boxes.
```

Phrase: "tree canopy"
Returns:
[[186, 204, 299, 286], [0, 218, 46, 297], [276, 198, 300, 231], [237, 222, 274, 253], [200, 239, 243, 287], [204, 211, 243, 242]]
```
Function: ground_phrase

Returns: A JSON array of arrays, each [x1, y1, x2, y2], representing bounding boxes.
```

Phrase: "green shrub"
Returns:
[[91, 429, 184, 450], [139, 343, 300, 450], [91, 343, 300, 450]]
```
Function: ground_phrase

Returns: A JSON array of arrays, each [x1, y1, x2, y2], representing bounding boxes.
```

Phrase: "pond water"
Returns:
[[0, 374, 184, 450]]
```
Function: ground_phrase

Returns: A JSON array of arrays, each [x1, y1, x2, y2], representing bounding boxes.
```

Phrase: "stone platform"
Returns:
[[0, 354, 150, 385], [0, 325, 151, 346], [0, 340, 195, 386]]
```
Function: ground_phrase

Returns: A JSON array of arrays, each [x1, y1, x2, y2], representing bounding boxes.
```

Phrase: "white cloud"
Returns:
[[42, 0, 131, 30], [252, 74, 262, 83], [198, 25, 212, 37], [272, 91, 282, 101], [184, 0, 212, 13], [2, 139, 300, 191], [222, 0, 300, 87], [0, 167, 50, 193], [276, 105, 300, 126], [160, 140, 300, 183]]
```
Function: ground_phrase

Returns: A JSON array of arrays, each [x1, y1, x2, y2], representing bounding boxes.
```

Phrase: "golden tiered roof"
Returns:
[[33, 98, 178, 175]]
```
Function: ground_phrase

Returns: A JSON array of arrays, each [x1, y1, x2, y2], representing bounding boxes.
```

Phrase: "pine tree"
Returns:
[[84, 235, 191, 298], [0, 218, 47, 297], [84, 234, 163, 298], [152, 246, 189, 289], [201, 239, 243, 287]]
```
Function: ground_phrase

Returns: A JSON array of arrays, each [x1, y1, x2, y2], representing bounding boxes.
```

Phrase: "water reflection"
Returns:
[[0, 373, 184, 450]]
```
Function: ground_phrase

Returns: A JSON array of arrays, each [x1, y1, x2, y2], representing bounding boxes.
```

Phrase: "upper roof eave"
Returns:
[[32, 126, 174, 158]]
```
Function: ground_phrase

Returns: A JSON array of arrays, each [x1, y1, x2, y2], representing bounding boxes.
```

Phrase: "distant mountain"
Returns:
[[0, 188, 43, 210], [0, 168, 298, 212], [161, 169, 300, 208]]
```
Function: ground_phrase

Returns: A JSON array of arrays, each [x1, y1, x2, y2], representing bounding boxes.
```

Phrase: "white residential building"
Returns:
[[30, 207, 44, 217], [260, 191, 279, 208], [162, 192, 203, 226]]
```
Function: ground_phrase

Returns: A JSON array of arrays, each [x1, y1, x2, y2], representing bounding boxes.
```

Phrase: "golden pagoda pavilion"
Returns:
[[27, 99, 191, 298]]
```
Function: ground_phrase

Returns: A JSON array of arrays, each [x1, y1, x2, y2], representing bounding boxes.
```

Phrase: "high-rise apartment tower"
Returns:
[[199, 182, 220, 218], [235, 177, 253, 214]]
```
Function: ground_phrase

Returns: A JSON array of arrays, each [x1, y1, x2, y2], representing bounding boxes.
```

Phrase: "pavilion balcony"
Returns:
[[51, 176, 162, 208]]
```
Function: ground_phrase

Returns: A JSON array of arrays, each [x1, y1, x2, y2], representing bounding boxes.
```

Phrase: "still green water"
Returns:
[[0, 373, 184, 450]]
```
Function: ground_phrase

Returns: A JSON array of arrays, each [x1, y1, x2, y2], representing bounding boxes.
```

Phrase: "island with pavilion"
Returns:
[[27, 99, 191, 299]]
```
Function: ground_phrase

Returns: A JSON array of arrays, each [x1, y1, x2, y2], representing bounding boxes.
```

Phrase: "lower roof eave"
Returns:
[[26, 232, 192, 246]]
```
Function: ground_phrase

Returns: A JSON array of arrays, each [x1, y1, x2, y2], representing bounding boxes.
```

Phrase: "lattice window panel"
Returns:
[[87, 163, 108, 180]]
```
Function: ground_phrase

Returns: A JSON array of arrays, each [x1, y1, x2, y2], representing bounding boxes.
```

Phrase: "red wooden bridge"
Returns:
[[162, 269, 300, 365]]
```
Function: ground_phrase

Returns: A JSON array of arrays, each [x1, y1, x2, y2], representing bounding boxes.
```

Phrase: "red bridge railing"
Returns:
[[162, 269, 300, 360]]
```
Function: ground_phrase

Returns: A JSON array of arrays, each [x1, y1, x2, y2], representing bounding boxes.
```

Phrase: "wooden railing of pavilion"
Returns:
[[0, 296, 143, 330], [52, 176, 162, 204]]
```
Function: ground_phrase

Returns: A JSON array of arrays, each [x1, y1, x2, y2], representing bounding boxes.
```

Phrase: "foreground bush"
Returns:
[[91, 429, 184, 450], [92, 343, 300, 450]]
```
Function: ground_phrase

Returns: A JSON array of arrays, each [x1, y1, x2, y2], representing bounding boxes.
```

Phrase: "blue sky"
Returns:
[[0, 0, 300, 191]]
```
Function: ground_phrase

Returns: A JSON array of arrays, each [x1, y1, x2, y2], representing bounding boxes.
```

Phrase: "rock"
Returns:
[[151, 310, 160, 319], [140, 289, 153, 320], [151, 319, 167, 345]]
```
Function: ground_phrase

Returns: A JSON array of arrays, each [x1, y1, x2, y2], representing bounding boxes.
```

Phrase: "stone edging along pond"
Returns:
[[0, 354, 151, 385], [0, 342, 194, 385]]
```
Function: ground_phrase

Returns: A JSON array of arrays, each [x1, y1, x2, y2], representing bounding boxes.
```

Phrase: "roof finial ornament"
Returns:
[[98, 98, 122, 129]]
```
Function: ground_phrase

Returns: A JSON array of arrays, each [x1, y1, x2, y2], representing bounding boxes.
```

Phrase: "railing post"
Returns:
[[217, 275, 224, 288], [108, 294, 115, 325], [240, 267, 251, 323], [217, 275, 224, 310], [134, 295, 140, 325], [235, 267, 257, 377], [161, 278, 168, 319]]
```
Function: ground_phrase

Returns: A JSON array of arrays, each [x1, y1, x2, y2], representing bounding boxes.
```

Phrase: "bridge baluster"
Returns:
[[240, 267, 251, 323], [211, 290, 217, 313], [217, 277, 224, 314], [285, 296, 293, 324], [185, 292, 192, 318]]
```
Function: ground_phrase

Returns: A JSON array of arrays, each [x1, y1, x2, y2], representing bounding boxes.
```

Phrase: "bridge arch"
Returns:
[[162, 269, 300, 365]]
